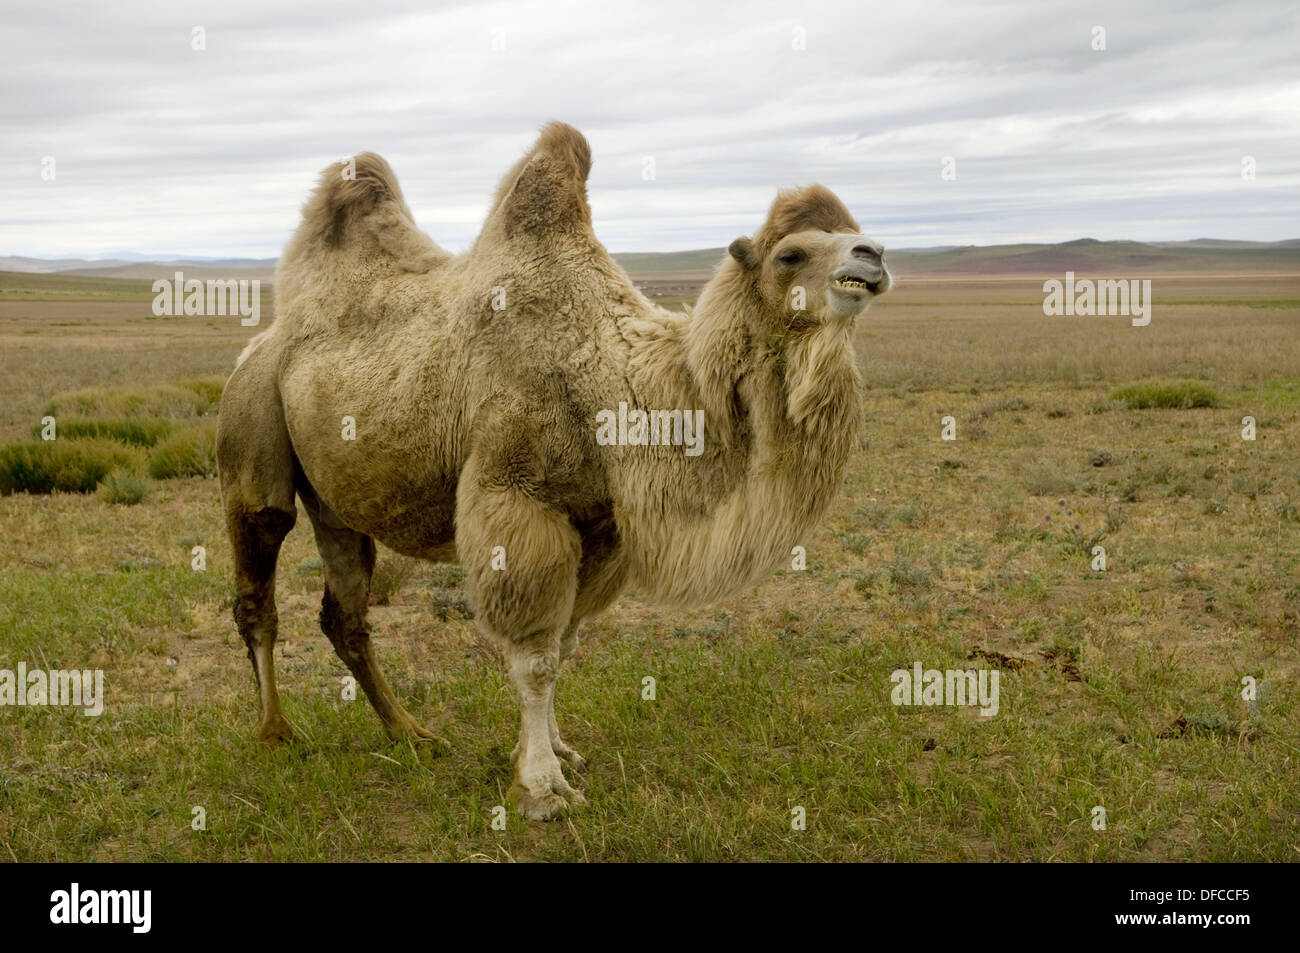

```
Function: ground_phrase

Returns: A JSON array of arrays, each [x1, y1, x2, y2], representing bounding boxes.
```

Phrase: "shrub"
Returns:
[[0, 440, 144, 494], [148, 422, 218, 479], [427, 564, 466, 588], [44, 383, 213, 419], [31, 416, 177, 447], [98, 468, 151, 505], [370, 553, 420, 605], [1023, 457, 1074, 496], [1110, 380, 1218, 409], [177, 375, 226, 407], [977, 396, 1031, 418]]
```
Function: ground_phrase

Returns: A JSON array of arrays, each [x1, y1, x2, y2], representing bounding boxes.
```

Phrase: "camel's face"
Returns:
[[769, 228, 892, 323], [727, 185, 892, 326]]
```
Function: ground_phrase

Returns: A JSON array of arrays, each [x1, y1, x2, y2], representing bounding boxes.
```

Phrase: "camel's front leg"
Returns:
[[511, 623, 586, 771], [457, 451, 587, 820], [549, 624, 586, 769], [504, 634, 586, 819]]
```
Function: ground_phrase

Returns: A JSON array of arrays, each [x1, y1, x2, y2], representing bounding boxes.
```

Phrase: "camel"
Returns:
[[217, 122, 892, 819]]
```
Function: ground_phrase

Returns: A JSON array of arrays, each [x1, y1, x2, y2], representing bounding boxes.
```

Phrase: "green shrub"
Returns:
[[44, 383, 213, 419], [98, 468, 151, 505], [31, 416, 177, 447], [177, 375, 226, 407], [148, 422, 218, 479], [0, 440, 144, 494], [1110, 380, 1219, 409]]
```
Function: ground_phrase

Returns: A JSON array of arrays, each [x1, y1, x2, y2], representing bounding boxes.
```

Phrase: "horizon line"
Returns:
[[5, 235, 1300, 263]]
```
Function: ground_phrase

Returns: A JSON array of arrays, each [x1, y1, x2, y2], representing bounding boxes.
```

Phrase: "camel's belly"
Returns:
[[299, 454, 459, 557], [279, 362, 463, 558]]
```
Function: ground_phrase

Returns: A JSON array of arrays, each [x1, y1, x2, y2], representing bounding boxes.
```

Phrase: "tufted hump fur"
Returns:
[[482, 121, 594, 241]]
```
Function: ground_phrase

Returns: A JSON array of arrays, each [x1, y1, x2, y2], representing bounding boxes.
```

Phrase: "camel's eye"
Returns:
[[777, 249, 805, 267]]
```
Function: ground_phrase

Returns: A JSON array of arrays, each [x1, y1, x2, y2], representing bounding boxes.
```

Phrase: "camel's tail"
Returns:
[[482, 121, 594, 241], [283, 152, 447, 276]]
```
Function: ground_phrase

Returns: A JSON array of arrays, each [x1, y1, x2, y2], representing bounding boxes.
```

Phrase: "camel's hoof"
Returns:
[[256, 715, 296, 745], [511, 778, 586, 821], [557, 747, 588, 772], [390, 720, 452, 756]]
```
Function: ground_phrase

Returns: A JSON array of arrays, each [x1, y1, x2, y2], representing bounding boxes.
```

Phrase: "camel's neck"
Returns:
[[611, 266, 862, 606]]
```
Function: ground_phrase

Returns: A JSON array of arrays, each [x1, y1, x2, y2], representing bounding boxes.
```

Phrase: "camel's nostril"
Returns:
[[852, 244, 881, 261]]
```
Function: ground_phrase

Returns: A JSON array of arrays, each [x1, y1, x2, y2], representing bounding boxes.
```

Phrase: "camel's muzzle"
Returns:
[[831, 264, 888, 297]]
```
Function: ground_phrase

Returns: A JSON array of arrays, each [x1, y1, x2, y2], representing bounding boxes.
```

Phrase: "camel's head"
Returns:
[[727, 184, 891, 325]]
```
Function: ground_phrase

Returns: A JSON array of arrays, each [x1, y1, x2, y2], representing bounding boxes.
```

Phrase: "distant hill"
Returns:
[[69, 259, 278, 281], [0, 255, 277, 281], [611, 239, 1300, 283], [2, 239, 1296, 285], [883, 238, 1300, 276], [0, 255, 135, 274]]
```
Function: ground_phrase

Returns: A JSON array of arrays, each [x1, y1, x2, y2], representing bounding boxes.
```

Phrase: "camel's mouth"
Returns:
[[830, 265, 887, 299], [832, 275, 879, 294]]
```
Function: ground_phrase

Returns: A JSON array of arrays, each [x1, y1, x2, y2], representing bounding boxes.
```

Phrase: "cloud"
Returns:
[[0, 0, 1296, 256]]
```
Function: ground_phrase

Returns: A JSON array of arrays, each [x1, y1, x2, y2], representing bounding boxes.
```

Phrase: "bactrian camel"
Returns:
[[218, 122, 892, 819]]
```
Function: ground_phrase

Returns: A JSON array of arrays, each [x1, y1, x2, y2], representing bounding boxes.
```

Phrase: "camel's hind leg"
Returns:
[[228, 507, 297, 742], [218, 349, 298, 744], [298, 483, 449, 752]]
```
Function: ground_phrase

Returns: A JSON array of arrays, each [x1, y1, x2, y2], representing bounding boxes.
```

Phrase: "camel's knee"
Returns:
[[506, 638, 561, 697], [232, 506, 297, 556]]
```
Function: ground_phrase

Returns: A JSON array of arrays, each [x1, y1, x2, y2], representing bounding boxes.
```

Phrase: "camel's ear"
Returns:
[[728, 236, 758, 270]]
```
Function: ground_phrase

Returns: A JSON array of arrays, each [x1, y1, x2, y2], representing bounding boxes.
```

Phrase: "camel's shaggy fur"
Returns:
[[218, 122, 891, 819]]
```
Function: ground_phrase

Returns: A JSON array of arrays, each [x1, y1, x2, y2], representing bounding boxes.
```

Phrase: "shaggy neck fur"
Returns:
[[612, 255, 862, 607]]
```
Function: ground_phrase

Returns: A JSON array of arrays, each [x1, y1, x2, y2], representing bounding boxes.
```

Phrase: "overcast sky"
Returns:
[[2, 0, 1297, 258]]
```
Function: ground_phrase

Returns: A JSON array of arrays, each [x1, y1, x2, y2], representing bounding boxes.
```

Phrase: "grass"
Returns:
[[0, 439, 144, 494], [44, 382, 216, 420], [0, 271, 1297, 860], [148, 422, 218, 479], [31, 416, 177, 447], [0, 380, 223, 491], [1110, 380, 1219, 409], [98, 468, 151, 505]]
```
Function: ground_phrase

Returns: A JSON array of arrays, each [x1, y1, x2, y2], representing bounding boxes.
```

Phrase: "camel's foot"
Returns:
[[511, 736, 586, 772], [552, 739, 587, 772], [385, 714, 451, 755], [511, 772, 586, 821], [256, 713, 296, 745]]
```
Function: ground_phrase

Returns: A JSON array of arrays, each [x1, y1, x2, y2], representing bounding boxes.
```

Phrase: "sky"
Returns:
[[1, 0, 1297, 258]]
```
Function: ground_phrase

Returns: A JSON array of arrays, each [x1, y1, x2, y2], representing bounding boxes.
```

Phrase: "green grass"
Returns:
[[1110, 380, 1219, 409], [31, 416, 177, 447], [2, 369, 1297, 861], [0, 588, 1293, 860]]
